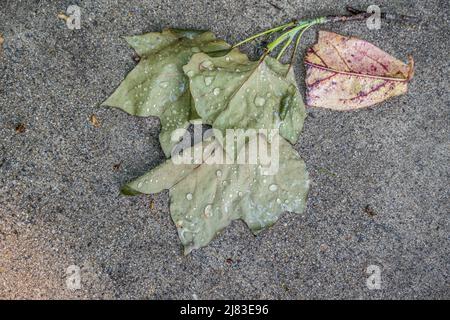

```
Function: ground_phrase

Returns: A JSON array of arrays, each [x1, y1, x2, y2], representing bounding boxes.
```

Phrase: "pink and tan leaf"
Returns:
[[305, 31, 414, 110]]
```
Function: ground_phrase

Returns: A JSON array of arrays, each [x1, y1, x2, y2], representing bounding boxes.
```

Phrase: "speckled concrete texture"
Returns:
[[0, 0, 448, 299]]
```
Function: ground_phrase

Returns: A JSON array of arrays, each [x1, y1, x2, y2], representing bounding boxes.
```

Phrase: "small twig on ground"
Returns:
[[324, 6, 420, 24]]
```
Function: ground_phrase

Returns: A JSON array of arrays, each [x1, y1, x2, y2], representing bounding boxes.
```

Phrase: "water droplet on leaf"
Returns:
[[204, 77, 213, 86], [200, 60, 214, 70], [204, 204, 213, 217], [254, 96, 266, 107]]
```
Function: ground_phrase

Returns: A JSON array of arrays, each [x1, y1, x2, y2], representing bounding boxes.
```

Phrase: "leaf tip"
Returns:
[[120, 184, 141, 196], [406, 56, 415, 81]]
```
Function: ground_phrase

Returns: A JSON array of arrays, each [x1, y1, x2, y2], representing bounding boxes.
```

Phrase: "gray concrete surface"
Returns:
[[0, 0, 448, 299]]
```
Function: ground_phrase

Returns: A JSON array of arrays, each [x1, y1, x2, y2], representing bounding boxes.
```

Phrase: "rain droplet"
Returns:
[[137, 182, 143, 188], [204, 77, 213, 86], [216, 170, 222, 177], [186, 70, 194, 77], [254, 96, 266, 107], [200, 60, 214, 70], [225, 56, 231, 62], [159, 81, 169, 88], [276, 198, 282, 204], [204, 204, 213, 217], [186, 193, 193, 200], [213, 88, 221, 96], [269, 184, 278, 192], [238, 191, 243, 197]]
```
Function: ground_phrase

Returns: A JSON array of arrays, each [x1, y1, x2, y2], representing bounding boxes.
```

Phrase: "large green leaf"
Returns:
[[102, 29, 230, 157], [183, 48, 306, 144], [122, 134, 309, 254]]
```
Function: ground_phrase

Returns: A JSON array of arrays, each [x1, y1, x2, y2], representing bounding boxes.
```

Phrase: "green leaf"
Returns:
[[102, 29, 230, 157], [123, 134, 309, 254], [183, 48, 306, 144]]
